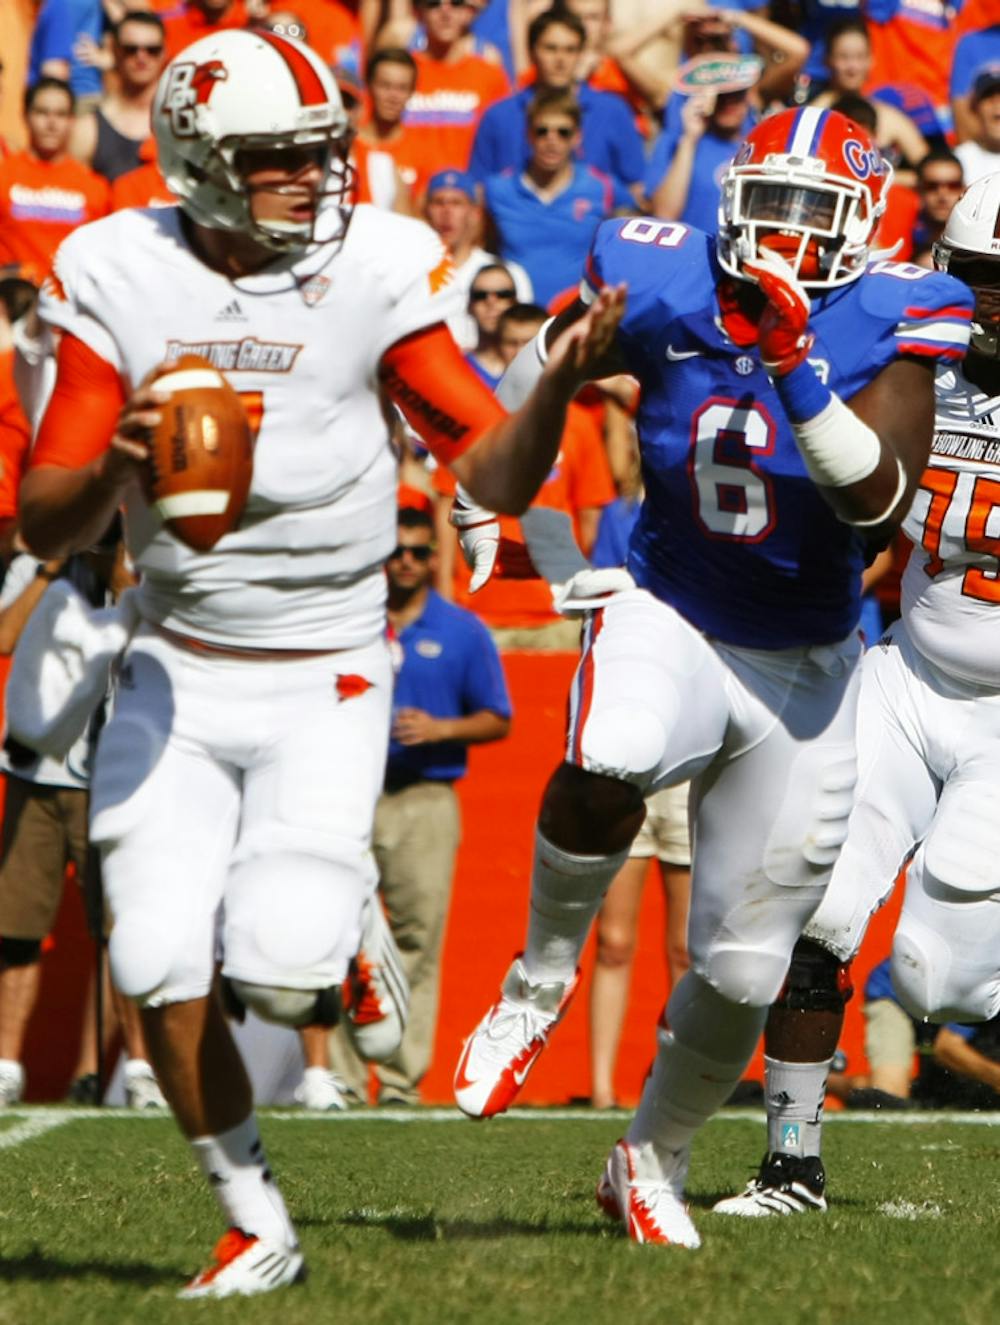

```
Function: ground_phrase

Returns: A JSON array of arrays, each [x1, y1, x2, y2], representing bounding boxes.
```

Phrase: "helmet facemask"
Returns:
[[182, 123, 356, 254], [933, 245, 1000, 359], [718, 149, 890, 291]]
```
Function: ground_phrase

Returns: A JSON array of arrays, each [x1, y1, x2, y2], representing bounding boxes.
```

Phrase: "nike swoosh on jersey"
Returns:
[[665, 345, 701, 360]]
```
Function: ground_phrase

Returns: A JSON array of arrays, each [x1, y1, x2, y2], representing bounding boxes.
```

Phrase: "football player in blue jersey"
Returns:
[[451, 105, 974, 1249]]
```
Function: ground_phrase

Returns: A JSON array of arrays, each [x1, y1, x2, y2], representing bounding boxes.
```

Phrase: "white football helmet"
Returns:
[[934, 172, 1000, 358], [718, 106, 892, 290], [153, 28, 352, 252]]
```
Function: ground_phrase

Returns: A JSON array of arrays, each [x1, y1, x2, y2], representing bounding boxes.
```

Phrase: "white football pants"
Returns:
[[89, 625, 392, 1007], [565, 588, 861, 1007]]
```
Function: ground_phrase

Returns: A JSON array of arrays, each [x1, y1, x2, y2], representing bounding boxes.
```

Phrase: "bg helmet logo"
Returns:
[[163, 60, 229, 136]]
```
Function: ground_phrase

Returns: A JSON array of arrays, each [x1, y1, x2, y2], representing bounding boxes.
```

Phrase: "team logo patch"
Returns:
[[573, 198, 594, 222], [735, 355, 755, 376], [298, 274, 331, 307], [336, 673, 373, 701], [781, 1123, 800, 1150], [415, 639, 443, 658], [162, 60, 229, 137]]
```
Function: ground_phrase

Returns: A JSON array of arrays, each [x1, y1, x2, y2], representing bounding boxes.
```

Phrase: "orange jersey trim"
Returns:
[[32, 334, 125, 471], [379, 323, 506, 467]]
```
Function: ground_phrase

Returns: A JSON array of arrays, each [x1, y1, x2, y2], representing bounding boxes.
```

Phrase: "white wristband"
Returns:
[[792, 393, 905, 527], [791, 392, 881, 488], [495, 318, 552, 410]]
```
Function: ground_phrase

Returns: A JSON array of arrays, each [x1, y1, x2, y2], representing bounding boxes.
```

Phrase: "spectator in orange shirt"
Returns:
[[335, 64, 413, 213], [396, 0, 509, 176], [0, 79, 110, 274], [0, 272, 34, 556], [162, 0, 249, 61], [277, 0, 363, 71], [358, 47, 437, 204], [435, 302, 615, 649], [110, 137, 174, 210]]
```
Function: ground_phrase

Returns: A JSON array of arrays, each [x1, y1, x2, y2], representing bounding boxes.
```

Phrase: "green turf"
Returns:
[[1, 1110, 997, 1325]]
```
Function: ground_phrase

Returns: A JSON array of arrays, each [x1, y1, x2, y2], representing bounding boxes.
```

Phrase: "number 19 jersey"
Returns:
[[582, 218, 972, 649]]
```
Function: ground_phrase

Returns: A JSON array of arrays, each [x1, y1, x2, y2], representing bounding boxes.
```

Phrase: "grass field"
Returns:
[[1, 1107, 998, 1325]]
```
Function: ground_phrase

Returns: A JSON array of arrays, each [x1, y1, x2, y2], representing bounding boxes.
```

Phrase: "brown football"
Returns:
[[144, 355, 254, 552]]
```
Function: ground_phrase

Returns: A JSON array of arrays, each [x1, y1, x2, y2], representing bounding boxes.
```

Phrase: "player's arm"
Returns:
[[18, 334, 155, 558], [744, 254, 960, 531], [379, 284, 626, 514]]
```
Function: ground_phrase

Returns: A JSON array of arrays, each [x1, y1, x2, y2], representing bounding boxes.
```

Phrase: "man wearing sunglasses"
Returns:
[[328, 505, 510, 1106], [70, 11, 168, 183], [484, 88, 614, 307]]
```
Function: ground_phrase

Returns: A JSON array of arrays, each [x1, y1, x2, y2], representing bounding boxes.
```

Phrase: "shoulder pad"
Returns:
[[859, 262, 973, 364]]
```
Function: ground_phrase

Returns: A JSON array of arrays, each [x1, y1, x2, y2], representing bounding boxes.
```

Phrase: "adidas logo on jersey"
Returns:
[[215, 299, 248, 323]]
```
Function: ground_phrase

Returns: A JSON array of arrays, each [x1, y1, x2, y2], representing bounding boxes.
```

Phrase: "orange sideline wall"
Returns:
[[20, 650, 902, 1103]]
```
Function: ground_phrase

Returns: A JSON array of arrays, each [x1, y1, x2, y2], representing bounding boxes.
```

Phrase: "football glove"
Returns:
[[743, 252, 814, 376]]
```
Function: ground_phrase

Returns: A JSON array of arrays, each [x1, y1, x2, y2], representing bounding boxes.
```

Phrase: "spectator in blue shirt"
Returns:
[[952, 26, 1000, 145], [647, 85, 754, 234], [328, 506, 511, 1106], [469, 9, 644, 208], [484, 88, 615, 308], [29, 0, 104, 104]]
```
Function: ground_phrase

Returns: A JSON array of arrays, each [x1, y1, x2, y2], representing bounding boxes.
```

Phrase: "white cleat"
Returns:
[[596, 1139, 700, 1249], [0, 1059, 24, 1107], [178, 1228, 305, 1299], [713, 1151, 827, 1217], [294, 1066, 350, 1112], [343, 895, 409, 1063], [124, 1059, 167, 1110], [454, 956, 579, 1118]]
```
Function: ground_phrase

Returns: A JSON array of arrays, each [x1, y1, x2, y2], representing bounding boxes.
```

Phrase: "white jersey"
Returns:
[[39, 203, 463, 649], [902, 361, 1000, 687]]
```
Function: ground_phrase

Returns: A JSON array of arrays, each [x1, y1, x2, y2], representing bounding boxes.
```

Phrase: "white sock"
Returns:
[[627, 974, 767, 1178], [523, 831, 629, 982], [764, 1055, 832, 1158], [190, 1114, 297, 1246]]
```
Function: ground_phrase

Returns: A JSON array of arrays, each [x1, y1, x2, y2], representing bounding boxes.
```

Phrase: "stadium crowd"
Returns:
[[0, 0, 999, 1293]]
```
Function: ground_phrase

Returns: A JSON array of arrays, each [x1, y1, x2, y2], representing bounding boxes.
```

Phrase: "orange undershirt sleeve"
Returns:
[[379, 322, 507, 468], [31, 333, 125, 471]]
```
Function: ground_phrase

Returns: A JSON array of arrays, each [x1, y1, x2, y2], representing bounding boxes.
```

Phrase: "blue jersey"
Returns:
[[583, 218, 972, 649]]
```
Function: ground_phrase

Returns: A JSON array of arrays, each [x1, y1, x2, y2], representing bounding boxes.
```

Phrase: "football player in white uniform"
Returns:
[[715, 172, 1000, 1218], [19, 30, 622, 1299]]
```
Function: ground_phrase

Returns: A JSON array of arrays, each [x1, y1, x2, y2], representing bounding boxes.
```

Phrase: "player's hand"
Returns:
[[450, 487, 500, 592], [102, 380, 169, 492], [681, 91, 715, 142], [545, 283, 627, 394], [392, 707, 439, 745], [742, 251, 814, 376]]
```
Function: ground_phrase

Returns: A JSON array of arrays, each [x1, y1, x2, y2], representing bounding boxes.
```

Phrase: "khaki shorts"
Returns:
[[630, 782, 691, 867], [864, 997, 916, 1069], [0, 775, 90, 940]]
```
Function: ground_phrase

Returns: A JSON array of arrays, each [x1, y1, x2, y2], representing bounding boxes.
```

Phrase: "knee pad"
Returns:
[[892, 907, 1000, 1024], [109, 909, 214, 1006], [774, 939, 853, 1014], [222, 976, 343, 1029], [0, 936, 42, 967], [701, 943, 793, 1008], [223, 851, 367, 999], [579, 706, 669, 785]]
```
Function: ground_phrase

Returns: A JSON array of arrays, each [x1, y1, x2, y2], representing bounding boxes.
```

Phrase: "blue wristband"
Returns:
[[772, 358, 833, 424]]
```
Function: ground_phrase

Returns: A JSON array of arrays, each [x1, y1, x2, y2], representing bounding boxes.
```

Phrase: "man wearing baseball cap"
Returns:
[[423, 168, 532, 351], [955, 64, 1000, 185]]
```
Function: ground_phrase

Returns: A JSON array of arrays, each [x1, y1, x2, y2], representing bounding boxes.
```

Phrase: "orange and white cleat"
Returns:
[[343, 895, 409, 1063], [596, 1139, 700, 1249], [454, 956, 579, 1118], [178, 1228, 305, 1300]]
